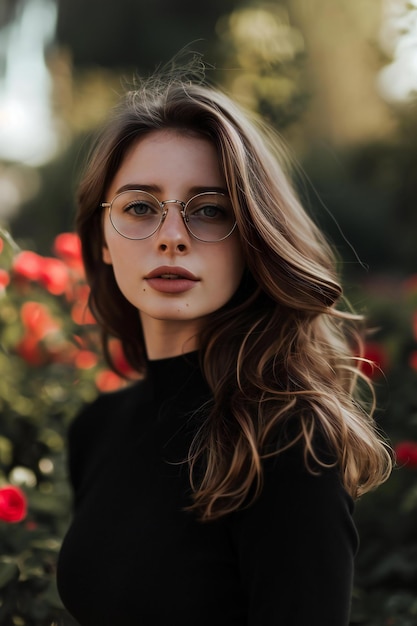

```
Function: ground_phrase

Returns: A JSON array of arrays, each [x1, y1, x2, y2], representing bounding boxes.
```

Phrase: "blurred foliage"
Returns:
[[9, 137, 90, 254], [55, 0, 239, 71], [216, 3, 309, 128], [300, 124, 417, 278]]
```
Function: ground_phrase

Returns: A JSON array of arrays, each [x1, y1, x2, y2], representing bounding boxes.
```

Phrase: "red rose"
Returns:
[[39, 257, 69, 295], [360, 341, 388, 379], [12, 251, 44, 281], [395, 441, 417, 468], [0, 485, 27, 523], [53, 233, 82, 263], [20, 301, 60, 338], [53, 233, 84, 277], [410, 351, 417, 371]]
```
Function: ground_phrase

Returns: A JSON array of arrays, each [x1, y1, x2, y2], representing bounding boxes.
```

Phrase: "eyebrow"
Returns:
[[115, 183, 229, 196]]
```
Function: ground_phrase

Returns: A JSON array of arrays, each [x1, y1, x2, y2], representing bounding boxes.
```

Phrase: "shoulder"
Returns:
[[229, 437, 358, 565], [68, 379, 144, 444], [66, 380, 145, 493], [262, 429, 353, 512], [265, 441, 354, 517], [231, 436, 357, 550]]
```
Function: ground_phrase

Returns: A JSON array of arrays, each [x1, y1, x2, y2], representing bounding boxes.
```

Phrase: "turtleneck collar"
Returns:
[[145, 351, 209, 407]]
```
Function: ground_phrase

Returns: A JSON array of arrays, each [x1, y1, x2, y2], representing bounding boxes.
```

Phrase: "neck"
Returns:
[[140, 315, 201, 360]]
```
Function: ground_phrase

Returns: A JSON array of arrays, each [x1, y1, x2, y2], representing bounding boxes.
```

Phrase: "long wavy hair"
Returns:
[[76, 68, 392, 521]]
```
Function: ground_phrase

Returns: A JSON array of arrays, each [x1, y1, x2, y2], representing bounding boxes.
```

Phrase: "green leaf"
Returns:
[[0, 559, 19, 589]]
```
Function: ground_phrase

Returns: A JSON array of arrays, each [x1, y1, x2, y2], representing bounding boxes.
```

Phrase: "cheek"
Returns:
[[216, 241, 246, 294], [102, 223, 130, 267]]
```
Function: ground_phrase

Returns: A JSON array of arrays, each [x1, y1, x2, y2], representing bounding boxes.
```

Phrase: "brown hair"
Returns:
[[76, 69, 392, 520]]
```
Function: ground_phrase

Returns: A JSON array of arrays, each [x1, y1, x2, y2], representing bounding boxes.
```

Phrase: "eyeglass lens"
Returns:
[[109, 190, 236, 242]]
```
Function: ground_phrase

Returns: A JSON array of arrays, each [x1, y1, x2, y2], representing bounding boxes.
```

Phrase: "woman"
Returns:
[[57, 66, 391, 626]]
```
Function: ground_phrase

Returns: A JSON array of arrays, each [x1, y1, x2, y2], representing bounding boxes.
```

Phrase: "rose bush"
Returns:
[[0, 230, 131, 625], [349, 277, 417, 626]]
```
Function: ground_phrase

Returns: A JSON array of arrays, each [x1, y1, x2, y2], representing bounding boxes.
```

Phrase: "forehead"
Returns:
[[108, 129, 226, 197]]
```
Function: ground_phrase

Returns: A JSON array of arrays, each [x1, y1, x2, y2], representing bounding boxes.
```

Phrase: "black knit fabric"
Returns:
[[57, 351, 358, 626]]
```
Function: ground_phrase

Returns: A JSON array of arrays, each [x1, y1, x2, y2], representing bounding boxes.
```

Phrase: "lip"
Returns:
[[145, 266, 198, 280], [145, 266, 199, 294]]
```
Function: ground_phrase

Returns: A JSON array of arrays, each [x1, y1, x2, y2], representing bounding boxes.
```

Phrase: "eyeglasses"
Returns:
[[101, 190, 237, 243]]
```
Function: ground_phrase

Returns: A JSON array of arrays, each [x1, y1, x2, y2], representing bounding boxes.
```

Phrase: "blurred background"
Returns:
[[0, 0, 416, 624]]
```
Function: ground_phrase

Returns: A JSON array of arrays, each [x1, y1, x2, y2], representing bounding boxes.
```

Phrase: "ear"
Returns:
[[102, 240, 112, 265]]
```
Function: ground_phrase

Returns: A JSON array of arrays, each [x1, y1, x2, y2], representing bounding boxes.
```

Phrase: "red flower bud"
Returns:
[[95, 369, 124, 392], [395, 441, 417, 468], [75, 350, 98, 370], [0, 268, 10, 289], [0, 485, 27, 523]]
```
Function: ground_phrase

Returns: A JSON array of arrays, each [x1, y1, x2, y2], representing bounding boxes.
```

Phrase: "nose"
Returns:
[[155, 203, 190, 253]]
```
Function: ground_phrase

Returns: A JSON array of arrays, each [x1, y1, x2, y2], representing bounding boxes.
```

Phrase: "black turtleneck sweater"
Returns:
[[57, 352, 358, 626]]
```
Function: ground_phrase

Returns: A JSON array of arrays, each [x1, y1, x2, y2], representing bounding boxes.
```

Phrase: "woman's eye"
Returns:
[[124, 202, 154, 216], [194, 205, 223, 219]]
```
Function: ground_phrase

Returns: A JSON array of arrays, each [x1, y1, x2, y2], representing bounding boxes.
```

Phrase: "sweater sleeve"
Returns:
[[230, 445, 358, 626]]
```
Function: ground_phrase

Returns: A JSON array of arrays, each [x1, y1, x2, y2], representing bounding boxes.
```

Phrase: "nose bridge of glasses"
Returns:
[[159, 200, 188, 234], [159, 200, 187, 228], [160, 199, 186, 210]]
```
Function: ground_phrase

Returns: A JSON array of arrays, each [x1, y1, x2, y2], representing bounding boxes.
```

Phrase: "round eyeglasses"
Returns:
[[100, 190, 237, 243]]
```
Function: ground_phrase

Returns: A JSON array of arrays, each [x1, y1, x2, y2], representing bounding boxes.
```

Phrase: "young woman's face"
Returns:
[[102, 129, 245, 357]]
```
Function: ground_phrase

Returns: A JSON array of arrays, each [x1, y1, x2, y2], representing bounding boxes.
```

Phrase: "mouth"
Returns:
[[144, 266, 199, 294], [145, 266, 198, 281], [159, 273, 185, 280]]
